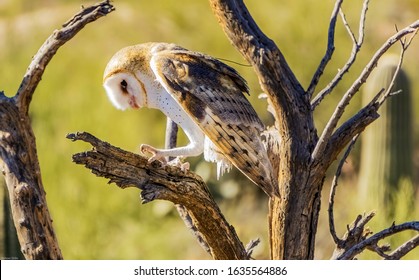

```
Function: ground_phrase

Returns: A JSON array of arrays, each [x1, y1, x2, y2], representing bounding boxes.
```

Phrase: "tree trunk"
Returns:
[[0, 98, 62, 259], [209, 0, 321, 259], [2, 182, 24, 259]]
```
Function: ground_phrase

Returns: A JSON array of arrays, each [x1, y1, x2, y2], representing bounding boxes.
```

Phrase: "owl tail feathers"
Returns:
[[216, 159, 232, 179], [258, 171, 280, 198], [235, 161, 279, 198], [204, 137, 279, 198], [242, 153, 279, 198], [204, 137, 233, 179]]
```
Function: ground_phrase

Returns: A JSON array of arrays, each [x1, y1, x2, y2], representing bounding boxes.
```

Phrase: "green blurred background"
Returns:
[[0, 0, 418, 259]]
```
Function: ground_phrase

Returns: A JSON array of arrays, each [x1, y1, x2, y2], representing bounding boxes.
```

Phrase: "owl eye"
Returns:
[[120, 79, 128, 94]]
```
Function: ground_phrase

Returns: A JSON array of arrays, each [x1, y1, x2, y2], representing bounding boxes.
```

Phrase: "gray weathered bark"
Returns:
[[67, 132, 248, 260]]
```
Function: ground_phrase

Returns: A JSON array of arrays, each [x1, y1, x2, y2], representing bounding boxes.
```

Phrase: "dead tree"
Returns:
[[0, 1, 115, 259], [1, 0, 418, 259]]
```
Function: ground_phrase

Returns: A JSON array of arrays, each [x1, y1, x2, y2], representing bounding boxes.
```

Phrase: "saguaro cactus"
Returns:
[[358, 54, 414, 217]]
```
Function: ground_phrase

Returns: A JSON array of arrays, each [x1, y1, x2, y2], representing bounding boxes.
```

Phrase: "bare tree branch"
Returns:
[[326, 132, 417, 260], [15, 0, 115, 114], [331, 211, 375, 259], [319, 28, 418, 169], [245, 238, 261, 259], [306, 0, 343, 97], [210, 0, 319, 260], [328, 134, 360, 246], [337, 221, 419, 260], [0, 0, 114, 259], [312, 20, 419, 162], [67, 131, 248, 260], [377, 30, 417, 106], [311, 0, 369, 109], [311, 102, 379, 178], [340, 9, 358, 45], [385, 235, 419, 260]]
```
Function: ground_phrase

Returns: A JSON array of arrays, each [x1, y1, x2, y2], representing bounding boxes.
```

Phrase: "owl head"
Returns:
[[103, 45, 153, 110]]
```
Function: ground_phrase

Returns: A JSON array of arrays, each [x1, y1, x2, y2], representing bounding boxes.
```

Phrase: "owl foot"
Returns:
[[168, 157, 190, 173], [140, 144, 167, 163], [140, 144, 189, 173]]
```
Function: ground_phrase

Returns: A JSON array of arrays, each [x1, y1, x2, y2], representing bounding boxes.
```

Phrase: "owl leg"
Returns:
[[140, 138, 203, 171], [140, 144, 194, 172], [140, 115, 205, 170], [140, 144, 168, 162]]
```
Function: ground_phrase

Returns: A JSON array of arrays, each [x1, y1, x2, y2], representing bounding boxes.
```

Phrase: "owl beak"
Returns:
[[129, 96, 140, 109]]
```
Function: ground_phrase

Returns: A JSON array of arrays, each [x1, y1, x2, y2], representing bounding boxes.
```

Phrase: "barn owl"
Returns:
[[103, 42, 278, 197]]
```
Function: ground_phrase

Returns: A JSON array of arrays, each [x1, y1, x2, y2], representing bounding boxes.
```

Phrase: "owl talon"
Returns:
[[140, 144, 167, 163], [168, 157, 190, 173]]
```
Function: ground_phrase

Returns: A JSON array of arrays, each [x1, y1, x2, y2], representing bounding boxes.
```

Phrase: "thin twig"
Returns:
[[311, 0, 369, 109], [340, 9, 357, 45], [320, 27, 418, 167], [368, 243, 391, 258], [306, 0, 343, 97], [330, 211, 375, 259], [378, 29, 418, 106], [328, 134, 360, 246], [245, 238, 261, 259], [385, 234, 419, 260], [311, 19, 419, 162]]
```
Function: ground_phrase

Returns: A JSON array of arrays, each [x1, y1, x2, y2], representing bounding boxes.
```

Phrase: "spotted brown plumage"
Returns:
[[103, 42, 278, 197]]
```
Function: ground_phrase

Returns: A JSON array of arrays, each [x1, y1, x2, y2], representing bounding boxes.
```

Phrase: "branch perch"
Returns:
[[67, 131, 248, 260]]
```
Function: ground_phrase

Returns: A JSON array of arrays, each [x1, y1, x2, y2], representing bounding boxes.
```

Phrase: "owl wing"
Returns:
[[150, 48, 278, 197]]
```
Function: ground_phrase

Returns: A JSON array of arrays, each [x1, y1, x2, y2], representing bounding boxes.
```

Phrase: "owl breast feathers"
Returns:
[[103, 42, 278, 197]]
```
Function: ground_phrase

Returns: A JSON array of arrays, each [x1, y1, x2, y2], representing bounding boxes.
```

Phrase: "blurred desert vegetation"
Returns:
[[0, 0, 418, 259]]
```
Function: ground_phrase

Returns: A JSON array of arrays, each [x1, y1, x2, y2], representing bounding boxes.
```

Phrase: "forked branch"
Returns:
[[312, 20, 419, 162], [329, 134, 419, 260], [337, 221, 419, 260], [310, 0, 369, 108], [306, 0, 344, 97]]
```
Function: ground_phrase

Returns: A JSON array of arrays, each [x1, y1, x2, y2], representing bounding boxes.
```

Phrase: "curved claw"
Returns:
[[168, 158, 190, 173], [140, 144, 166, 163], [139, 145, 190, 173]]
